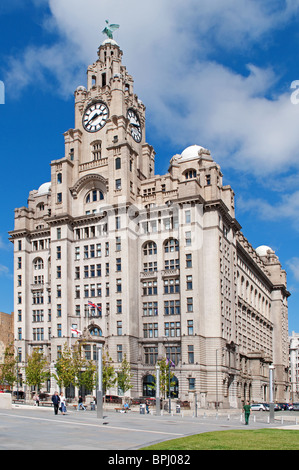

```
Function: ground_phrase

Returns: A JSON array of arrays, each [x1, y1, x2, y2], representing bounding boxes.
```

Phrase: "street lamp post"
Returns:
[[97, 345, 103, 419], [162, 335, 172, 414], [216, 347, 226, 412], [269, 365, 275, 423], [168, 357, 171, 414], [155, 364, 161, 416], [13, 345, 19, 399]]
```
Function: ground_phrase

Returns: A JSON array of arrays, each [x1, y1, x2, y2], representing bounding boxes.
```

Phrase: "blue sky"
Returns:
[[0, 0, 299, 333]]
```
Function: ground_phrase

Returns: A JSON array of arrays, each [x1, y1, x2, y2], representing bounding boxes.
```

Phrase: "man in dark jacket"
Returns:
[[52, 391, 60, 415]]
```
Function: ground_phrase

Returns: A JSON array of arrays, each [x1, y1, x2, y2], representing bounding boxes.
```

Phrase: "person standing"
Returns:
[[60, 392, 67, 415], [243, 401, 251, 425], [51, 392, 60, 415]]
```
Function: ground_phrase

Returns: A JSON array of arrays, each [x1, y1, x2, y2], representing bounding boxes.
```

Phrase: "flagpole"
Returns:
[[97, 345, 103, 419]]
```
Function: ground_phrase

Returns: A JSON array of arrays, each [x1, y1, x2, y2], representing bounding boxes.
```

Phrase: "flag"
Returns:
[[166, 357, 175, 368], [71, 328, 82, 337], [88, 300, 101, 312]]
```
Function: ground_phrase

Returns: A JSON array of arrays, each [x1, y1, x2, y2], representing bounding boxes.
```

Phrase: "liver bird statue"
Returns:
[[102, 20, 119, 40]]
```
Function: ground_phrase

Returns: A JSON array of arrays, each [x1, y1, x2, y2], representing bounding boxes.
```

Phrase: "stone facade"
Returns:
[[0, 311, 14, 364], [9, 39, 290, 407]]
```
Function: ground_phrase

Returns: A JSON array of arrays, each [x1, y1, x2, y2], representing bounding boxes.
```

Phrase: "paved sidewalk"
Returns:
[[0, 405, 297, 450]]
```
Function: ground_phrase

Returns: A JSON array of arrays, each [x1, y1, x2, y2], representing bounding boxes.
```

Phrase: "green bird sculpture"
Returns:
[[102, 20, 119, 39]]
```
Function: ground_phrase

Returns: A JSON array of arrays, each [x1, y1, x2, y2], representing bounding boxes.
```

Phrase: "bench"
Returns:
[[115, 407, 130, 413]]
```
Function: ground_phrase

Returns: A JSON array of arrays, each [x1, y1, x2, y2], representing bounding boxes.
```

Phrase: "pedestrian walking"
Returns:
[[243, 400, 251, 425], [51, 391, 60, 415], [33, 393, 39, 406], [77, 395, 86, 411], [60, 392, 67, 415]]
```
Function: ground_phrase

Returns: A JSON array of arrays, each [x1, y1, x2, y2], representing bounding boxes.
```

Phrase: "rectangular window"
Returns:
[[187, 320, 194, 335], [116, 258, 121, 272], [116, 279, 122, 293], [188, 345, 194, 364], [117, 344, 123, 362], [144, 347, 158, 365], [185, 231, 191, 246], [164, 300, 180, 315], [116, 299, 122, 314], [188, 378, 195, 390], [186, 253, 192, 268], [187, 297, 193, 312], [186, 275, 193, 290], [117, 321, 122, 336]]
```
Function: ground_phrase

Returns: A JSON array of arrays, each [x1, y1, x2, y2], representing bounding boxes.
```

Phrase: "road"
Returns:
[[0, 405, 298, 451]]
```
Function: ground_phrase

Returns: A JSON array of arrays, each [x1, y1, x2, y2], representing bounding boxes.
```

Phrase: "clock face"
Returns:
[[127, 108, 142, 143], [83, 101, 109, 132]]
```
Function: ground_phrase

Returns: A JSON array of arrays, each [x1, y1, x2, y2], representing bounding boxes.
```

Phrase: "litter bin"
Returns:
[[176, 404, 181, 414], [140, 403, 145, 414], [90, 402, 95, 411]]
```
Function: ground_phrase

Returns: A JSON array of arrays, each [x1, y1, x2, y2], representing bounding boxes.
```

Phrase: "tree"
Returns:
[[25, 349, 50, 392], [0, 344, 17, 390], [73, 341, 97, 392], [117, 354, 134, 396], [52, 343, 75, 390], [102, 348, 116, 397], [80, 361, 97, 392], [156, 357, 176, 399]]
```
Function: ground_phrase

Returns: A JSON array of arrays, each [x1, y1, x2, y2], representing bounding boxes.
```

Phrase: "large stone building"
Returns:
[[9, 37, 290, 408]]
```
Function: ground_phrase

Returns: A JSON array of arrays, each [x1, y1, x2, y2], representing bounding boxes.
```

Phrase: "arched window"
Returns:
[[33, 258, 44, 270], [89, 327, 102, 336], [184, 169, 197, 180], [142, 374, 156, 397], [143, 241, 157, 256], [164, 239, 179, 253], [85, 190, 104, 204]]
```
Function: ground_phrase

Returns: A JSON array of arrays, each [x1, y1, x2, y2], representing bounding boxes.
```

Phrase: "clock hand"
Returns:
[[87, 111, 103, 125]]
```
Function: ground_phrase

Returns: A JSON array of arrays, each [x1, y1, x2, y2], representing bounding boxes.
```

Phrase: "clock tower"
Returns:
[[56, 36, 155, 216]]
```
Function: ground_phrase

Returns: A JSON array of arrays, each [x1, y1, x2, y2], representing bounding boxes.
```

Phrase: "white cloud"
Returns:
[[287, 257, 299, 281], [4, 0, 299, 177], [237, 190, 299, 231]]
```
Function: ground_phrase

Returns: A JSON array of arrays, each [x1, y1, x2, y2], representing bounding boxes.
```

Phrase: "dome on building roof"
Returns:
[[256, 245, 273, 257], [180, 145, 212, 161], [76, 85, 87, 92], [102, 38, 118, 46], [37, 182, 51, 195]]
